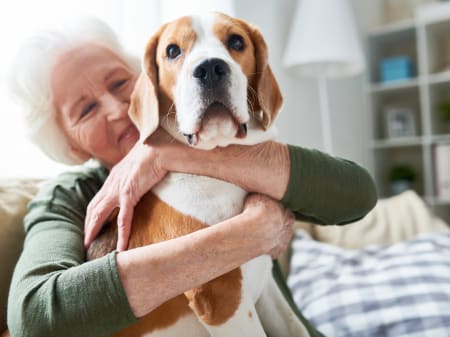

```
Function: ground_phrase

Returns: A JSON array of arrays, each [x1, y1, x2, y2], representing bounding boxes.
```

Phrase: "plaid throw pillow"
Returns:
[[288, 230, 450, 337]]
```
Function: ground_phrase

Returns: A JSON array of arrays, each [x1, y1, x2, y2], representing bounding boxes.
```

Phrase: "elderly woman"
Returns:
[[6, 18, 376, 337]]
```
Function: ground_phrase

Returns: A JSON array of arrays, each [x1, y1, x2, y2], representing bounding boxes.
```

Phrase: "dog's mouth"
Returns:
[[182, 102, 248, 146]]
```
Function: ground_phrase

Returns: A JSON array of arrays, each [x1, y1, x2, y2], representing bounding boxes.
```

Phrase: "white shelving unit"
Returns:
[[367, 4, 450, 223]]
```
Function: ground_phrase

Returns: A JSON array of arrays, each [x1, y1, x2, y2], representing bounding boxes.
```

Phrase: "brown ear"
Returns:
[[247, 23, 283, 129], [129, 72, 158, 143], [129, 28, 163, 143]]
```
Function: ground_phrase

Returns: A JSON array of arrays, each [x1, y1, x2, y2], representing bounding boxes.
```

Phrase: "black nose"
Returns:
[[193, 58, 230, 87]]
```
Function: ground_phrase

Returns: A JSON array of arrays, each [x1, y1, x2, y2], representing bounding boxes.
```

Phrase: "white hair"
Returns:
[[8, 17, 141, 165]]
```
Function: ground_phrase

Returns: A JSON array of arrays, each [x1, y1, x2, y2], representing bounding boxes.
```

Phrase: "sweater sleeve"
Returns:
[[281, 145, 377, 225], [7, 167, 137, 337]]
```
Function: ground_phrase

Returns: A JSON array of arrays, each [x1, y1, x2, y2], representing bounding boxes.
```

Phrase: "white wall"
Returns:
[[235, 0, 383, 171]]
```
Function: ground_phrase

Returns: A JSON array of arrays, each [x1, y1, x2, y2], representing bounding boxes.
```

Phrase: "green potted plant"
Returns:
[[388, 164, 416, 195]]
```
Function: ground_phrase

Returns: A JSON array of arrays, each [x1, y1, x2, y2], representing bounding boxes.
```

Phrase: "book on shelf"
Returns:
[[434, 144, 450, 200]]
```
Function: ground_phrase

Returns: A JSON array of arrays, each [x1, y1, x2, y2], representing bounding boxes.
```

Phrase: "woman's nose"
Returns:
[[104, 94, 128, 120]]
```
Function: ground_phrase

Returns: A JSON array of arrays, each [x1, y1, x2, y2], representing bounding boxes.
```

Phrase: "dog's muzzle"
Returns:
[[181, 58, 248, 146]]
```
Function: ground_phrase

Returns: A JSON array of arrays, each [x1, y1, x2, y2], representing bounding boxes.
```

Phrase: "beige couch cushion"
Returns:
[[301, 190, 449, 249], [0, 179, 41, 332], [279, 190, 450, 276]]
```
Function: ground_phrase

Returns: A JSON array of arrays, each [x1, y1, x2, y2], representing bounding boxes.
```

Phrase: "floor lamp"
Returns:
[[283, 0, 365, 154]]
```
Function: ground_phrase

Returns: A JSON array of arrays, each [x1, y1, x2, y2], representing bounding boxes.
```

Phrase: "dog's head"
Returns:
[[129, 12, 282, 149]]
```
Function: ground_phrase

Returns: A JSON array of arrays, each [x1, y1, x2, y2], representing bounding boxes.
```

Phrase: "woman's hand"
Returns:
[[242, 193, 295, 259], [84, 128, 175, 251]]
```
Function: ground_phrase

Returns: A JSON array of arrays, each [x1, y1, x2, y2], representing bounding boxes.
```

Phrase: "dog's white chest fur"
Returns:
[[153, 173, 247, 225]]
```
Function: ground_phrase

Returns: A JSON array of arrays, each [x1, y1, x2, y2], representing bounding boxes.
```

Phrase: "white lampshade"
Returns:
[[283, 0, 364, 78]]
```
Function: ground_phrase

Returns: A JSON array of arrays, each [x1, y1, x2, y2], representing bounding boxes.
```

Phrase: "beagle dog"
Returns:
[[88, 12, 311, 337]]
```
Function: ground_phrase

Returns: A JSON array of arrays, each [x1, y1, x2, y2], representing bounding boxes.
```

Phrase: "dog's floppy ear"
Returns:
[[129, 28, 163, 143], [129, 71, 158, 143], [247, 24, 283, 130]]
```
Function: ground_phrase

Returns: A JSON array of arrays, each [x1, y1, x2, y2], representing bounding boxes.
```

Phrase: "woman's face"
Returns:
[[51, 43, 139, 168]]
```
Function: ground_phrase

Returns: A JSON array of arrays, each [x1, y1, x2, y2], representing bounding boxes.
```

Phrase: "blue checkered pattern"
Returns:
[[288, 230, 450, 337]]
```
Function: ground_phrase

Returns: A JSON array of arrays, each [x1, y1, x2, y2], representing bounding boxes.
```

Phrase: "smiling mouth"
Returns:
[[118, 125, 137, 144], [182, 102, 247, 145]]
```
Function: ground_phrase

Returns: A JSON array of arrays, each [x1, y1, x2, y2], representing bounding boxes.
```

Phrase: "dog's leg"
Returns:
[[255, 275, 312, 337], [203, 289, 266, 337], [184, 268, 267, 337], [192, 290, 267, 337]]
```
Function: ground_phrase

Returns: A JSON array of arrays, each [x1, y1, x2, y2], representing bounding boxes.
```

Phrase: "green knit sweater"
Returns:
[[7, 145, 377, 337]]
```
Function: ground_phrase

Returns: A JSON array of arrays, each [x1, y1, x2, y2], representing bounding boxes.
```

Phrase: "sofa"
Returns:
[[0, 179, 41, 334], [1, 178, 449, 336]]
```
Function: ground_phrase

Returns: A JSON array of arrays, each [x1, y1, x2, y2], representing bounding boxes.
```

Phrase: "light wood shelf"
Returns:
[[367, 4, 450, 223]]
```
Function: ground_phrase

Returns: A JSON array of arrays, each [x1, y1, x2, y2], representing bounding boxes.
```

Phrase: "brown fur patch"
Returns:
[[128, 79, 143, 133], [185, 268, 242, 326], [128, 192, 206, 244], [110, 295, 191, 337]]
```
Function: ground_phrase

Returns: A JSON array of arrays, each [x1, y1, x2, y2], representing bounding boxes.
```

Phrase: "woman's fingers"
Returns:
[[116, 202, 134, 252], [242, 193, 295, 259], [269, 209, 295, 259], [85, 189, 134, 252], [84, 196, 116, 248]]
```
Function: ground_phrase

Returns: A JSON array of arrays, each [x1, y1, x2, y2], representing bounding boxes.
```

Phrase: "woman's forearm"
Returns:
[[163, 141, 290, 200], [161, 141, 377, 225], [85, 132, 376, 254], [117, 211, 266, 317]]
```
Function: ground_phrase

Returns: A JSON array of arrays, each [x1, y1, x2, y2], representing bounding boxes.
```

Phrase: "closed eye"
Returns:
[[80, 102, 97, 119], [112, 79, 128, 91]]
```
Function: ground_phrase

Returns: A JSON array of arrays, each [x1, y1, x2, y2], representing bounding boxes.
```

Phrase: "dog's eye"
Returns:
[[227, 34, 245, 51], [166, 44, 181, 59]]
